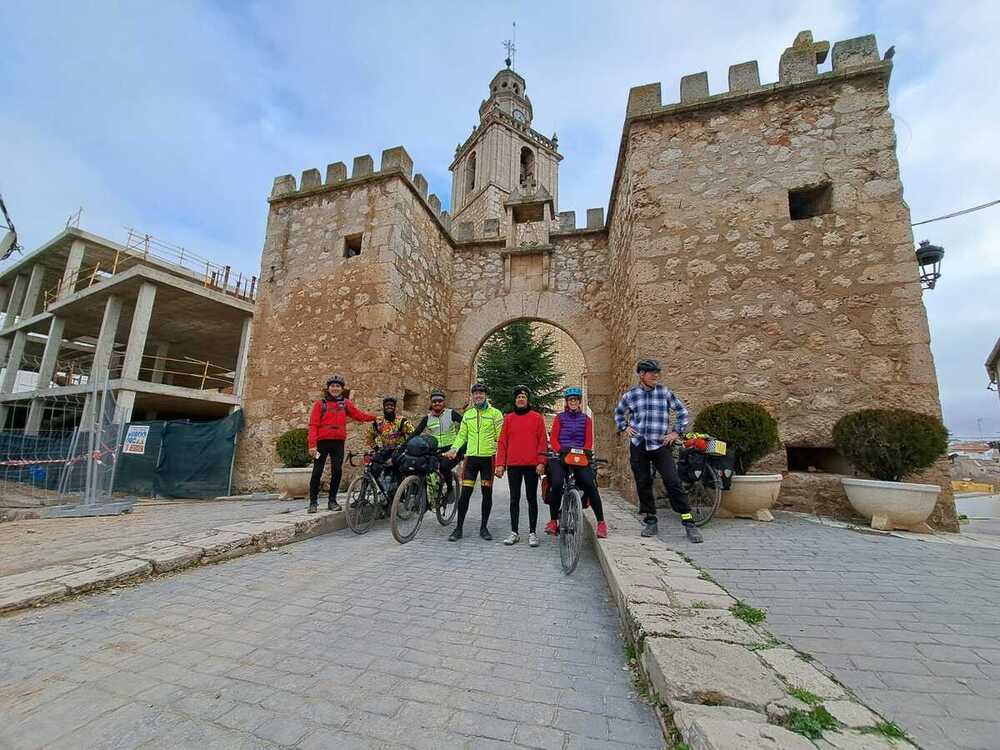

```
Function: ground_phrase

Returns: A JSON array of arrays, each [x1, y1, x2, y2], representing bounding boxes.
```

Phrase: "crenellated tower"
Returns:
[[449, 66, 562, 240]]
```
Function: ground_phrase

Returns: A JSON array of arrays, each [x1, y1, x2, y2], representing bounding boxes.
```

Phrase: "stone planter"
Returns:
[[719, 474, 783, 522], [273, 467, 312, 500], [841, 477, 940, 532]]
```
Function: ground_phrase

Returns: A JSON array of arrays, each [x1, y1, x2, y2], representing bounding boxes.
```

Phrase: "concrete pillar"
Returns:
[[0, 284, 10, 314], [34, 317, 65, 391], [20, 264, 46, 319], [115, 282, 156, 424], [4, 273, 28, 327], [233, 318, 253, 399], [150, 341, 169, 384], [1, 331, 28, 393], [115, 390, 136, 426], [0, 337, 11, 368], [60, 239, 86, 300], [24, 399, 46, 435], [92, 295, 123, 380]]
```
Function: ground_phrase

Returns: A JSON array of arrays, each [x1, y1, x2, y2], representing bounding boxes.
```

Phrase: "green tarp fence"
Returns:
[[115, 410, 245, 499]]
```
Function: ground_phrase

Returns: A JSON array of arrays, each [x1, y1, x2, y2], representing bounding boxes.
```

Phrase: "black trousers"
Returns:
[[507, 466, 539, 533], [456, 456, 494, 532], [628, 442, 690, 522], [310, 439, 345, 504], [547, 458, 604, 523], [438, 449, 461, 490]]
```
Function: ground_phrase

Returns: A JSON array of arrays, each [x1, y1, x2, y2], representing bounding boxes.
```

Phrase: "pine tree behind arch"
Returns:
[[476, 322, 564, 413]]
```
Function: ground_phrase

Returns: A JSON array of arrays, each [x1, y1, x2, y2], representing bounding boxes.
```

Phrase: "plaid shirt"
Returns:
[[614, 384, 689, 450]]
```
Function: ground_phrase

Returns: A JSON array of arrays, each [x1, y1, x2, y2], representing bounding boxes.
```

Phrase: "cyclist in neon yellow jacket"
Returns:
[[445, 382, 504, 542]]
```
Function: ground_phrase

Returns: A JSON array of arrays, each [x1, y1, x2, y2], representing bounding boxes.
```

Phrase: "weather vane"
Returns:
[[503, 22, 517, 69]]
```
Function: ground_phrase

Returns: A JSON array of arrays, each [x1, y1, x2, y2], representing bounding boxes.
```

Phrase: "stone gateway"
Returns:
[[235, 30, 956, 530]]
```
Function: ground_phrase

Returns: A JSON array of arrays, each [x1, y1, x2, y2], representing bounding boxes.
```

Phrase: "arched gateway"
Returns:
[[236, 32, 957, 529]]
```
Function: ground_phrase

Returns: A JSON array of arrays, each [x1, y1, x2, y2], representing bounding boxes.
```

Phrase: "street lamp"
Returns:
[[915, 239, 944, 290]]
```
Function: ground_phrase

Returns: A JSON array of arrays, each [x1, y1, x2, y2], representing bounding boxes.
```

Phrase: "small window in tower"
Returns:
[[466, 152, 477, 196], [519, 147, 535, 187], [788, 183, 833, 220], [502, 81, 508, 88], [514, 85, 519, 93], [343, 233, 363, 258]]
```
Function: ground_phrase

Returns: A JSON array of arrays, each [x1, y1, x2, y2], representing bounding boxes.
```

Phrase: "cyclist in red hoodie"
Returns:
[[494, 385, 548, 547], [307, 375, 376, 513]]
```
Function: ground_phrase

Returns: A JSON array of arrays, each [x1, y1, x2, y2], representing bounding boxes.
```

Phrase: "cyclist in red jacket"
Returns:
[[307, 375, 376, 513], [495, 385, 548, 547]]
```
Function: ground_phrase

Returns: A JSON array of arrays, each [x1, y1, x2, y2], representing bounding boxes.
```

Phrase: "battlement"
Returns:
[[551, 208, 606, 234], [626, 31, 884, 119]]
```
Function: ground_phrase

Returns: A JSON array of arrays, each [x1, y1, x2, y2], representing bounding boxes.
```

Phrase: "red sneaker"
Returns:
[[545, 519, 559, 536], [596, 521, 608, 539]]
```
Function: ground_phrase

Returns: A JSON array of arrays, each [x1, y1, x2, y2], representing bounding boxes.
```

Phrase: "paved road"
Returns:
[[0, 485, 662, 750], [681, 513, 1000, 750], [0, 498, 293, 576]]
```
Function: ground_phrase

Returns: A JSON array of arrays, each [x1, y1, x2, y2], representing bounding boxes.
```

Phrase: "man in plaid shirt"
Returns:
[[614, 359, 702, 542]]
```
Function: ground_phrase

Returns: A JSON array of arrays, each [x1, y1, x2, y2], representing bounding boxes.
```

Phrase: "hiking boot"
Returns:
[[528, 532, 539, 547], [596, 521, 608, 539], [328, 500, 341, 512], [640, 518, 658, 537], [480, 527, 493, 541], [448, 528, 463, 542], [307, 503, 318, 514], [503, 532, 519, 546], [684, 524, 704, 544], [544, 519, 559, 536]]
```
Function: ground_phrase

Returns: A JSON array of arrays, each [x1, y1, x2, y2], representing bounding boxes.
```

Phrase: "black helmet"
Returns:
[[636, 359, 661, 374], [382, 396, 397, 405], [326, 374, 346, 386], [512, 384, 529, 398], [430, 389, 446, 400], [470, 382, 486, 393]]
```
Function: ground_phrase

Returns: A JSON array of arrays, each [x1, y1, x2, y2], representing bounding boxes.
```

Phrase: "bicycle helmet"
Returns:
[[470, 382, 486, 393], [382, 395, 397, 405], [512, 384, 529, 398], [636, 359, 661, 374], [326, 374, 346, 386], [430, 389, 446, 400], [563, 387, 583, 399]]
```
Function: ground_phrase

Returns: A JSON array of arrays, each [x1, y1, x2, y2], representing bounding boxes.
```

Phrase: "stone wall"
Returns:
[[610, 62, 956, 529]]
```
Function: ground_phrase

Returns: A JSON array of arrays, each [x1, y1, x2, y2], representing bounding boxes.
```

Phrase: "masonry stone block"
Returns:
[[557, 211, 576, 231], [300, 168, 322, 191], [271, 175, 296, 198], [440, 211, 451, 230], [586, 208, 604, 229], [627, 82, 662, 117], [380, 146, 413, 178], [483, 218, 500, 237], [456, 222, 474, 242], [413, 173, 428, 198], [428, 194, 442, 213], [832, 35, 880, 70], [325, 162, 347, 184], [728, 61, 760, 92], [352, 154, 374, 178], [680, 72, 710, 102], [780, 47, 819, 83]]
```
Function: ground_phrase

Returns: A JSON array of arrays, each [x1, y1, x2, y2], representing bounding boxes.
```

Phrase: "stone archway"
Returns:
[[446, 291, 617, 472]]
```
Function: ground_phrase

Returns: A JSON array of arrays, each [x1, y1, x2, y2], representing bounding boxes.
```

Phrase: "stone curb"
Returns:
[[585, 493, 920, 750], [0, 508, 346, 616]]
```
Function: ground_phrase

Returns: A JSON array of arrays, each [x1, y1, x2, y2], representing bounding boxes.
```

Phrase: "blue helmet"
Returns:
[[564, 387, 583, 399]]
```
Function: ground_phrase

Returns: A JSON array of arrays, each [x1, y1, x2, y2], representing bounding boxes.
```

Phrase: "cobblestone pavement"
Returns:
[[679, 512, 1000, 750], [0, 484, 662, 750], [0, 498, 293, 576]]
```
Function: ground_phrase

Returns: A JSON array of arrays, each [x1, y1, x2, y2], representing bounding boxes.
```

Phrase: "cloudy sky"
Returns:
[[2, 1, 997, 436]]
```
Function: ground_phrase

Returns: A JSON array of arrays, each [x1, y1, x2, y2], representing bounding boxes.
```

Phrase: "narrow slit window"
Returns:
[[519, 147, 535, 187], [344, 233, 363, 258], [788, 183, 833, 220], [465, 152, 477, 196]]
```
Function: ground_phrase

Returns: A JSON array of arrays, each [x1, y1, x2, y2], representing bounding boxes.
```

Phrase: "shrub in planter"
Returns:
[[692, 401, 779, 474], [275, 428, 311, 468], [832, 409, 948, 482], [833, 409, 948, 531]]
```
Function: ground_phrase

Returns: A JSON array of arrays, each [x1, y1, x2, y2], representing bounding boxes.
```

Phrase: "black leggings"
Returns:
[[629, 442, 690, 522], [548, 459, 604, 523], [456, 456, 494, 532], [507, 466, 538, 533], [310, 439, 345, 503]]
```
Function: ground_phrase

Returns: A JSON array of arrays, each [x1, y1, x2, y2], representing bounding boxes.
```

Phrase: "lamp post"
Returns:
[[915, 239, 944, 290]]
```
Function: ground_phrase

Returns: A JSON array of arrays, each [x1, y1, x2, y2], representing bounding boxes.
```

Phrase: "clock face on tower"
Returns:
[[513, 109, 526, 123]]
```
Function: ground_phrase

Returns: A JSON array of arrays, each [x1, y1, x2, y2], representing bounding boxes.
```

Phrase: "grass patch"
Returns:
[[624, 641, 638, 663], [731, 600, 767, 625], [784, 706, 837, 739], [788, 687, 822, 705], [691, 600, 711, 609], [746, 637, 783, 652], [871, 721, 908, 741], [799, 652, 815, 662]]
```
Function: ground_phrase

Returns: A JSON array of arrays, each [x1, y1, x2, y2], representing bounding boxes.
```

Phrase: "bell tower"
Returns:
[[449, 64, 561, 240]]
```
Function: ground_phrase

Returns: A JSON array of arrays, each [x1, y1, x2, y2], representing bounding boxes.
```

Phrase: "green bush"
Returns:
[[691, 401, 779, 474], [275, 428, 311, 468], [832, 409, 948, 482]]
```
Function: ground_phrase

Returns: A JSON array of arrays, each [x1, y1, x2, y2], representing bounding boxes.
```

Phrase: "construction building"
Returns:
[[0, 227, 255, 433]]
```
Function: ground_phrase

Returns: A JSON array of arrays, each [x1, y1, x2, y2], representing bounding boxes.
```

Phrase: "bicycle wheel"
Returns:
[[435, 469, 459, 526], [559, 489, 583, 575], [391, 474, 427, 544], [686, 464, 722, 527], [345, 476, 378, 534]]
